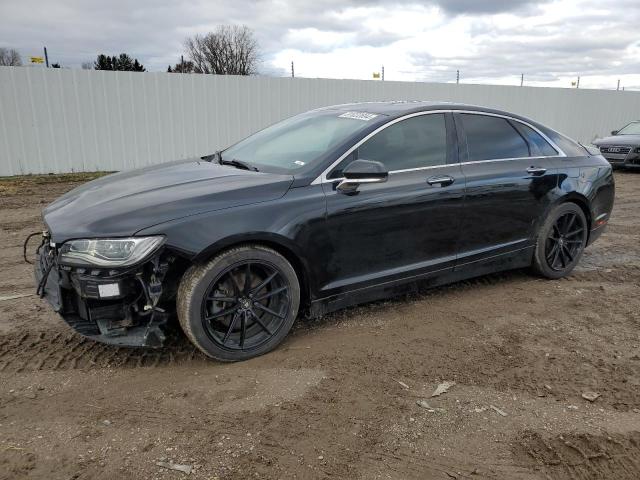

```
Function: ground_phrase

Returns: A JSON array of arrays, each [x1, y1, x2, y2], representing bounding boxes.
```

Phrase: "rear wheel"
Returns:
[[177, 245, 300, 361], [532, 202, 588, 279]]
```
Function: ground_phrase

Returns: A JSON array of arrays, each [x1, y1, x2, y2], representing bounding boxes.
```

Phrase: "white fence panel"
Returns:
[[1, 66, 640, 176]]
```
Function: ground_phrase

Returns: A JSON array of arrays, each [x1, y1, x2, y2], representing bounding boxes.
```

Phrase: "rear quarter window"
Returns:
[[512, 122, 558, 156], [537, 127, 586, 157]]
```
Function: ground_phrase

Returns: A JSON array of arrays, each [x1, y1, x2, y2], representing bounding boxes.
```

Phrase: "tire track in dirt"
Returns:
[[0, 261, 637, 385], [516, 431, 640, 480], [0, 271, 524, 374], [565, 265, 640, 284], [0, 330, 206, 373]]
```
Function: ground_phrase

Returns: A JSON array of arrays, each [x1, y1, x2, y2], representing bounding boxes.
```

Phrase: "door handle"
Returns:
[[427, 175, 455, 187], [526, 167, 547, 176]]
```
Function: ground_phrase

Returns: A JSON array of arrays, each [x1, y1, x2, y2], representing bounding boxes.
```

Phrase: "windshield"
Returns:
[[617, 122, 640, 135], [222, 110, 379, 173]]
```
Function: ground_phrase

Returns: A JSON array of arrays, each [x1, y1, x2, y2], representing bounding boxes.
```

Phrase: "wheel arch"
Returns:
[[190, 233, 313, 312], [556, 192, 592, 232], [542, 192, 592, 244]]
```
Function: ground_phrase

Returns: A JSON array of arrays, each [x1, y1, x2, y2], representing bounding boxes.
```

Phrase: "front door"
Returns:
[[318, 112, 465, 298]]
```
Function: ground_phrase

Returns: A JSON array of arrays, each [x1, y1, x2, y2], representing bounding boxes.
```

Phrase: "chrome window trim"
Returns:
[[388, 164, 453, 174], [459, 157, 548, 167], [311, 109, 567, 185]]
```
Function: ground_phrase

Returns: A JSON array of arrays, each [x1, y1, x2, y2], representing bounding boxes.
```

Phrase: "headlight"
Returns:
[[59, 236, 165, 267]]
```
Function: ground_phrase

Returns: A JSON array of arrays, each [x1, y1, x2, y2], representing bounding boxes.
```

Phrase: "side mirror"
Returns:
[[611, 130, 619, 136], [337, 159, 388, 194]]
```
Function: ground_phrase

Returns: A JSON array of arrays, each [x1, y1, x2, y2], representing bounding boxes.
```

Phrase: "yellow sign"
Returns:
[[372, 72, 380, 79], [30, 56, 44, 64]]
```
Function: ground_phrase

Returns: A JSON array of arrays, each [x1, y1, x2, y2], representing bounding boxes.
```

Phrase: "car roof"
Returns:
[[316, 101, 528, 120]]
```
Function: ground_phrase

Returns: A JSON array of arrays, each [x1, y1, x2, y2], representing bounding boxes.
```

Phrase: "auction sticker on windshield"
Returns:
[[338, 111, 379, 121]]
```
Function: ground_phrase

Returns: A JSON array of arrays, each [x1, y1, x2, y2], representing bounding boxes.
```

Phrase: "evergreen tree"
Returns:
[[131, 59, 145, 72], [94, 53, 145, 72], [94, 54, 114, 70]]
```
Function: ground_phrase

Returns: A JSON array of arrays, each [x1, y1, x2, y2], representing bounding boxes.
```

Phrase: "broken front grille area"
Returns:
[[58, 267, 146, 337], [35, 234, 181, 347], [37, 244, 152, 338]]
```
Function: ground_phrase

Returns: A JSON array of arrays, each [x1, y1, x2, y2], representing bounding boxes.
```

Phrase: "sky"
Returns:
[[1, 0, 639, 90]]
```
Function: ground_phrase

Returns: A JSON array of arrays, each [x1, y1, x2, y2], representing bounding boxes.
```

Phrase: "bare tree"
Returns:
[[184, 25, 259, 75], [81, 61, 93, 70], [0, 48, 22, 66]]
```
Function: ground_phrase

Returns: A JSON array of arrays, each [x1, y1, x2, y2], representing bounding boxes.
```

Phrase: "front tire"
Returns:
[[532, 202, 588, 279], [177, 245, 300, 361]]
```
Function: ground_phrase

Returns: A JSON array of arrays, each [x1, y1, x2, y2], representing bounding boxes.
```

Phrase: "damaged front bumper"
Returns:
[[34, 235, 173, 347]]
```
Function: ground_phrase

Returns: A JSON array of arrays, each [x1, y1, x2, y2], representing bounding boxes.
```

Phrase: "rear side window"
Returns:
[[461, 114, 529, 161], [512, 122, 558, 156]]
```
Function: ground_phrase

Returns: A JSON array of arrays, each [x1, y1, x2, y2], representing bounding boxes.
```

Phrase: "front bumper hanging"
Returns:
[[33, 234, 170, 348]]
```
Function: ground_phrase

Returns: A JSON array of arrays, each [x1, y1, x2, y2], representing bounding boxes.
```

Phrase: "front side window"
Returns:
[[328, 114, 447, 178], [327, 113, 447, 179], [357, 114, 447, 171], [461, 114, 529, 161]]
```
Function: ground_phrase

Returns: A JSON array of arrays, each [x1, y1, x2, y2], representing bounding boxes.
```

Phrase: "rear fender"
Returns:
[[542, 165, 614, 245]]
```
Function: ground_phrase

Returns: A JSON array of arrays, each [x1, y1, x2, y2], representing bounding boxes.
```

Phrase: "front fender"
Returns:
[[136, 184, 329, 299]]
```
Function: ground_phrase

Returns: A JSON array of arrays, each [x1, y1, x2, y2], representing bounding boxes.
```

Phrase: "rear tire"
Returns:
[[532, 202, 588, 279], [177, 245, 300, 362]]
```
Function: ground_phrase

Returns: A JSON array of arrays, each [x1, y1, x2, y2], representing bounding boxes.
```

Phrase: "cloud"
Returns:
[[434, 0, 551, 14], [0, 0, 639, 89]]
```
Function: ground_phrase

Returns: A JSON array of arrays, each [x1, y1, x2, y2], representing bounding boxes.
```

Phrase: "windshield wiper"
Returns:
[[201, 150, 258, 171], [219, 158, 259, 172]]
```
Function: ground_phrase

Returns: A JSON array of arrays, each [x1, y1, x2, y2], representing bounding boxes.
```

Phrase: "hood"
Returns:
[[44, 159, 294, 243], [592, 134, 640, 146]]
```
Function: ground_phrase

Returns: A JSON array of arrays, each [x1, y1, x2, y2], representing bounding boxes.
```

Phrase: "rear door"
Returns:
[[318, 112, 465, 298], [454, 112, 561, 265]]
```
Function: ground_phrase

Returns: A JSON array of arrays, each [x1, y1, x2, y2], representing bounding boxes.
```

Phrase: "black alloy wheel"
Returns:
[[177, 245, 300, 361], [201, 261, 290, 351], [532, 202, 588, 279], [545, 211, 586, 271]]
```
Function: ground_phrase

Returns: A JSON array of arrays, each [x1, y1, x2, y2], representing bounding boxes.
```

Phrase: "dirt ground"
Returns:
[[0, 172, 639, 480]]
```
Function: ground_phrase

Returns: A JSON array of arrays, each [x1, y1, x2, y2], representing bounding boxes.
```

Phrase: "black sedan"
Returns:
[[34, 102, 615, 361]]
